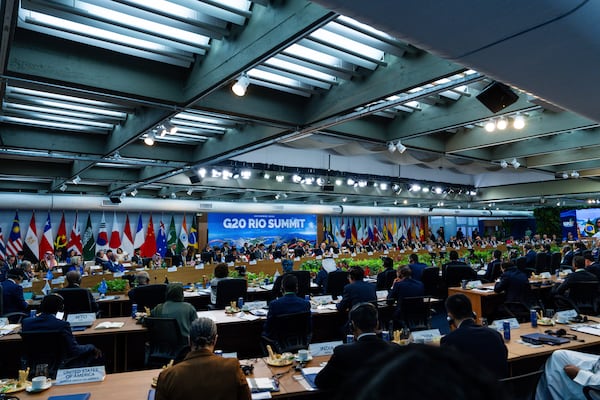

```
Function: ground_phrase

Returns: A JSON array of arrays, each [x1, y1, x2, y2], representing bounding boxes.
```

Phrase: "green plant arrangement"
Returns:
[[92, 279, 128, 293]]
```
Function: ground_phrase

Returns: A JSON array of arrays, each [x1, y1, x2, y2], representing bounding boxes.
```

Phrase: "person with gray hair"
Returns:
[[156, 317, 251, 400]]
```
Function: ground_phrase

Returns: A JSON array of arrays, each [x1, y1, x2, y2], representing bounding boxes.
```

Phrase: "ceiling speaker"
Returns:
[[108, 195, 122, 204], [476, 82, 518, 113]]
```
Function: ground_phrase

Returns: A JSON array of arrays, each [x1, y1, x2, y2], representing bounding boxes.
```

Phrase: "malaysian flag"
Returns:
[[0, 228, 6, 261], [6, 212, 23, 256]]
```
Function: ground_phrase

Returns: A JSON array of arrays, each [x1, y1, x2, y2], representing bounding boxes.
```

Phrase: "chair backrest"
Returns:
[[263, 311, 312, 354], [487, 261, 503, 282], [563, 281, 600, 315], [444, 266, 477, 288], [584, 384, 600, 400], [376, 269, 397, 290], [54, 288, 93, 314], [550, 252, 562, 272], [398, 296, 431, 331], [272, 271, 311, 298], [326, 271, 349, 299], [535, 253, 551, 274], [129, 284, 167, 310], [20, 330, 67, 379], [421, 267, 441, 297], [144, 317, 189, 367], [215, 278, 247, 308], [498, 369, 543, 400]]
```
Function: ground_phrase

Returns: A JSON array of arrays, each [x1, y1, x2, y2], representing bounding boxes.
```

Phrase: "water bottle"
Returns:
[[382, 330, 390, 341], [503, 320, 511, 341], [304, 294, 310, 302], [237, 297, 244, 309], [346, 334, 354, 343], [530, 309, 538, 328], [131, 304, 138, 318], [99, 279, 108, 298]]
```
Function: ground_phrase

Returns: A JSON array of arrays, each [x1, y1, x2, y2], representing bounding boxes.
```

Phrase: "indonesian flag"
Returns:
[[39, 212, 54, 256], [54, 212, 68, 251], [6, 212, 22, 256], [67, 212, 82, 255], [23, 212, 39, 263], [121, 214, 134, 256], [109, 212, 121, 251], [96, 213, 109, 251], [140, 215, 157, 257], [133, 214, 145, 251]]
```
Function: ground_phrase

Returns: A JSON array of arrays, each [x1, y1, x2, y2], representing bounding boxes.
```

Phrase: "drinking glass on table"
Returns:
[[34, 363, 48, 378]]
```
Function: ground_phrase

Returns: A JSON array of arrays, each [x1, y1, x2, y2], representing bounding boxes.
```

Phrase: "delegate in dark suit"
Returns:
[[0, 278, 28, 315], [263, 292, 311, 339], [336, 280, 376, 312], [156, 348, 251, 400], [408, 262, 427, 281], [387, 279, 424, 306], [440, 319, 508, 378], [552, 269, 598, 296], [493, 265, 532, 303], [315, 334, 391, 390]]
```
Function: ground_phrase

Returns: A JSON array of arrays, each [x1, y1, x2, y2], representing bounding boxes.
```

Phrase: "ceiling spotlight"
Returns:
[[240, 169, 252, 179], [186, 188, 193, 195], [335, 179, 343, 186], [113, 151, 121, 159], [252, 196, 257, 202], [303, 177, 315, 185], [59, 183, 67, 192], [403, 199, 408, 204], [496, 117, 508, 130], [144, 132, 155, 146], [130, 188, 138, 197], [159, 125, 167, 137], [484, 120, 496, 132], [232, 171, 240, 179], [561, 172, 569, 179], [500, 160, 508, 168], [571, 170, 580, 178], [263, 172, 271, 180], [513, 114, 525, 129], [394, 200, 398, 205], [292, 174, 302, 183], [316, 177, 326, 186], [392, 183, 400, 192], [170, 192, 177, 199], [170, 125, 178, 134], [358, 180, 368, 188], [197, 168, 207, 178], [72, 175, 81, 185], [211, 169, 221, 178], [342, 196, 347, 202], [469, 190, 477, 196], [510, 158, 520, 169], [409, 183, 421, 192], [422, 186, 430, 193], [379, 183, 388, 190], [232, 73, 250, 96], [347, 178, 355, 186], [282, 193, 288, 199], [222, 170, 233, 180], [396, 141, 407, 154], [274, 194, 281, 200], [433, 186, 443, 194], [275, 175, 285, 182], [388, 142, 396, 153], [120, 192, 126, 200]]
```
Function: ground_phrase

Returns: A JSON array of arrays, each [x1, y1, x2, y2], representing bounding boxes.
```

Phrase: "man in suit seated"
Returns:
[[263, 275, 311, 340], [156, 318, 251, 400], [386, 266, 425, 323], [376, 257, 396, 290], [584, 250, 600, 281], [63, 270, 99, 314], [315, 302, 392, 389], [442, 250, 468, 280], [127, 271, 151, 303], [22, 294, 102, 368], [407, 253, 428, 281], [441, 294, 508, 378], [493, 261, 532, 304], [552, 255, 598, 297], [336, 266, 377, 313], [1, 268, 30, 321], [484, 250, 503, 282], [536, 349, 600, 400], [524, 243, 537, 269]]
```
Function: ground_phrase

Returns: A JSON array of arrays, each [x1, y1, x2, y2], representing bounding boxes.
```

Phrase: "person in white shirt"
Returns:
[[536, 349, 600, 399]]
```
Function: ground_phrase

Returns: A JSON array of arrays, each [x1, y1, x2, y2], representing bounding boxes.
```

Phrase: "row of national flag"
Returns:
[[0, 212, 198, 263], [323, 216, 428, 245]]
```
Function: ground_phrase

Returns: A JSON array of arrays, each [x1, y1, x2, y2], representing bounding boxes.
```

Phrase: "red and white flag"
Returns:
[[109, 212, 121, 251], [39, 212, 54, 256], [23, 212, 40, 262], [121, 214, 134, 256], [67, 212, 82, 255]]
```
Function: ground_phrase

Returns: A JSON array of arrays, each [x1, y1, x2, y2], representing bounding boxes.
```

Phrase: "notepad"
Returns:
[[301, 367, 323, 389], [246, 377, 277, 392], [48, 393, 91, 400], [95, 321, 125, 329]]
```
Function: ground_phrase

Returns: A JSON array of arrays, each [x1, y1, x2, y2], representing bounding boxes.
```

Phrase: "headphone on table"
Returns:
[[544, 328, 585, 342]]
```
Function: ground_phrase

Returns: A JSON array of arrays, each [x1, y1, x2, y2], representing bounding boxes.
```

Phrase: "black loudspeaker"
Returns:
[[189, 175, 201, 184], [109, 195, 121, 204], [321, 185, 334, 192], [476, 82, 518, 113]]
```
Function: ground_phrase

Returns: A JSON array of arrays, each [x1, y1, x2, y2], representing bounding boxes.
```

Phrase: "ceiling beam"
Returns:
[[479, 178, 600, 201], [527, 146, 600, 168], [0, 125, 106, 154]]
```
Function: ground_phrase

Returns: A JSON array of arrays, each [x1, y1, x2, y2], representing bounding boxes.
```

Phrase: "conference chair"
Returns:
[[144, 317, 190, 368], [0, 285, 28, 323], [271, 271, 311, 299], [376, 269, 397, 291], [20, 330, 67, 379], [516, 256, 535, 277], [498, 369, 544, 400], [553, 281, 600, 315], [483, 261, 502, 283], [326, 271, 349, 300], [128, 284, 167, 311], [261, 311, 312, 355], [584, 384, 600, 400], [210, 278, 247, 310], [444, 265, 477, 289], [54, 288, 97, 315], [535, 253, 551, 274], [396, 296, 431, 331], [550, 252, 562, 273], [421, 267, 443, 298]]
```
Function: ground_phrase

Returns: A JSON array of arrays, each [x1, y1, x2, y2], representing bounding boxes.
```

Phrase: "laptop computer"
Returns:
[[521, 333, 570, 345]]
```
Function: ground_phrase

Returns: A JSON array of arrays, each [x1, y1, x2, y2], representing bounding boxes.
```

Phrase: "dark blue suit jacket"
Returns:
[[315, 334, 392, 389], [387, 278, 424, 318], [408, 262, 427, 281], [493, 267, 531, 303], [21, 313, 95, 359], [263, 293, 311, 338], [440, 319, 508, 378], [1, 278, 27, 314], [525, 250, 537, 268], [336, 280, 377, 312]]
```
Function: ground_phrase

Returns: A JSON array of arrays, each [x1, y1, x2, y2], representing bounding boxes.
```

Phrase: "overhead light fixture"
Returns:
[[292, 174, 302, 183], [500, 160, 508, 168], [170, 192, 177, 199], [422, 186, 430, 193], [510, 158, 520, 169], [113, 150, 121, 159], [433, 186, 443, 194], [484, 120, 496, 132], [72, 175, 81, 185], [252, 196, 257, 202], [130, 188, 138, 197], [342, 196, 347, 202], [159, 125, 167, 137], [120, 192, 126, 200], [240, 169, 252, 179], [186, 188, 193, 195], [232, 73, 250, 96], [358, 180, 368, 188], [396, 141, 407, 154], [274, 193, 281, 200], [469, 190, 477, 196], [379, 183, 388, 190], [316, 177, 326, 186], [335, 179, 342, 186], [403, 199, 408, 204], [59, 183, 67, 192], [496, 117, 508, 130], [222, 170, 233, 180], [170, 125, 178, 134], [232, 171, 240, 179], [347, 178, 355, 186], [388, 142, 396, 153], [409, 183, 421, 192], [144, 132, 155, 146], [561, 172, 569, 179], [211, 169, 221, 178], [303, 177, 315, 185], [513, 114, 525, 129], [263, 172, 271, 180], [571, 170, 580, 178], [275, 175, 285, 182], [197, 168, 207, 178]]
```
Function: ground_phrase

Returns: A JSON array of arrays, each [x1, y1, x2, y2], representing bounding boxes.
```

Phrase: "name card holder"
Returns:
[[195, 263, 205, 270], [167, 266, 177, 272], [309, 341, 342, 356], [55, 366, 106, 385]]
